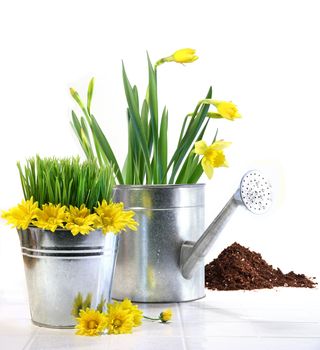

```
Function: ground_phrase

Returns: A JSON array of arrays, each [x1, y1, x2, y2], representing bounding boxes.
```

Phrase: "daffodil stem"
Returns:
[[154, 57, 171, 68]]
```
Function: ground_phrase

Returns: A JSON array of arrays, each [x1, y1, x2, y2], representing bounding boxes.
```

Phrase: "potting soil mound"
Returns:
[[205, 242, 316, 291]]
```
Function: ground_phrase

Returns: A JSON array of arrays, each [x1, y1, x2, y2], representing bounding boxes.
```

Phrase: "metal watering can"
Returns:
[[112, 170, 272, 302]]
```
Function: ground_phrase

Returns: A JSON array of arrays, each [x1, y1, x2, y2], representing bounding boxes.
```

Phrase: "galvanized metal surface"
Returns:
[[112, 171, 272, 302], [18, 227, 118, 328], [180, 196, 239, 280], [181, 170, 273, 279], [112, 184, 206, 303]]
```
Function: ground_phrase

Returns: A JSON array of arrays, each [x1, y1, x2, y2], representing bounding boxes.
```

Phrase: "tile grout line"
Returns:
[[176, 303, 189, 350], [21, 326, 40, 350]]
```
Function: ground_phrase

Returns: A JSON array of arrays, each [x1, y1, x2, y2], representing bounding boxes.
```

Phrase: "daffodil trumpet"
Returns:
[[155, 48, 199, 67], [199, 99, 241, 121]]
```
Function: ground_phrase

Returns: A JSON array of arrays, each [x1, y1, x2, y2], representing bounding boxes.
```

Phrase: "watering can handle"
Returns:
[[180, 193, 240, 280]]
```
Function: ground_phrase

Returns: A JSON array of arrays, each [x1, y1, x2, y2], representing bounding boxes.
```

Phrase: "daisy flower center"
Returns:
[[87, 320, 98, 329], [48, 217, 58, 224], [74, 217, 86, 225], [114, 319, 122, 327]]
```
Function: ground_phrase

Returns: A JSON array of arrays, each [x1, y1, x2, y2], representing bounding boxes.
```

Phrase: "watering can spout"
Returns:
[[180, 170, 272, 280]]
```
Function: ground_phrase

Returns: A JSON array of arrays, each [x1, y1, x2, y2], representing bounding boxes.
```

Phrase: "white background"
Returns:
[[0, 0, 319, 296]]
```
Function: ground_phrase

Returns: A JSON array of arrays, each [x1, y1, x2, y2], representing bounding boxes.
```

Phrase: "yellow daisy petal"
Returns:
[[95, 201, 138, 234], [65, 204, 97, 236], [105, 302, 134, 335], [1, 197, 38, 230], [75, 308, 107, 336], [34, 203, 66, 232]]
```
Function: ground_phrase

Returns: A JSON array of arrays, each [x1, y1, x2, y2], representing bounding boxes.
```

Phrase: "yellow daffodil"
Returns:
[[105, 302, 134, 335], [75, 308, 107, 336], [119, 298, 143, 327], [155, 48, 198, 67], [160, 309, 173, 323], [1, 197, 38, 230], [194, 140, 231, 179], [170, 48, 198, 63], [65, 204, 98, 236], [95, 200, 138, 234], [201, 99, 241, 121], [34, 203, 67, 232]]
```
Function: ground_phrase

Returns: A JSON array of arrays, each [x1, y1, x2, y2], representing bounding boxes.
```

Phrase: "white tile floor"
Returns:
[[1, 287, 320, 350]]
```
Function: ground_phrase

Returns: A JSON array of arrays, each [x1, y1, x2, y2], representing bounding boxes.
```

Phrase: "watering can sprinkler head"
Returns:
[[234, 170, 273, 214], [180, 170, 272, 280]]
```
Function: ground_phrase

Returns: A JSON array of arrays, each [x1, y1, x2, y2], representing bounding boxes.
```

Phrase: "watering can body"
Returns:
[[112, 184, 206, 302], [111, 171, 272, 302]]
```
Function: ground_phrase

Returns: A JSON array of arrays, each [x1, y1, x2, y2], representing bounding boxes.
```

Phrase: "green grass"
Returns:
[[17, 156, 114, 209]]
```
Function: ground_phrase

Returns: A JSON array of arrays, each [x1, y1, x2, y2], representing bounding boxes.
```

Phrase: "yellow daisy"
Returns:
[[194, 140, 231, 179], [120, 298, 143, 327], [1, 197, 38, 230], [34, 203, 66, 232], [95, 200, 138, 234], [105, 302, 134, 335], [75, 308, 107, 336], [65, 204, 98, 236]]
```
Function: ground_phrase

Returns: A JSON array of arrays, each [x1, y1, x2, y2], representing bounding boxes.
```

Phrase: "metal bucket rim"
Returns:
[[18, 226, 109, 234], [114, 183, 205, 190]]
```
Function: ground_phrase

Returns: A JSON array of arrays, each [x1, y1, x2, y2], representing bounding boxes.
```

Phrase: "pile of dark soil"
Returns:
[[205, 242, 316, 291]]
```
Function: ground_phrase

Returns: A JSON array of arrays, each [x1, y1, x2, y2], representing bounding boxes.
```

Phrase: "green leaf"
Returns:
[[133, 86, 140, 114], [124, 112, 134, 184], [168, 87, 212, 183], [175, 117, 210, 183], [122, 62, 152, 182], [141, 100, 149, 137], [159, 107, 168, 183], [187, 162, 204, 183], [90, 115, 124, 184], [178, 115, 191, 145], [147, 53, 159, 183]]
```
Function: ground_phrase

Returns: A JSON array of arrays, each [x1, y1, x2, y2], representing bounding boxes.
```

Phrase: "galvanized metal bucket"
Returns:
[[18, 227, 118, 328], [112, 184, 205, 303]]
